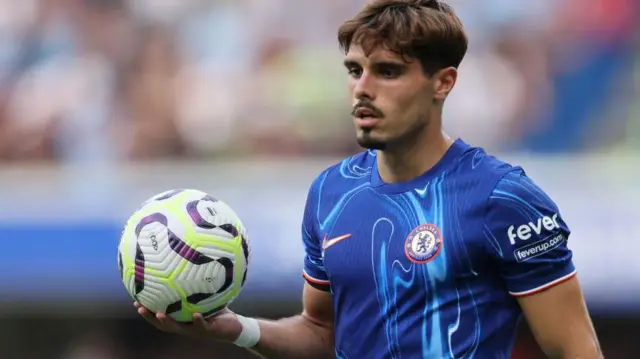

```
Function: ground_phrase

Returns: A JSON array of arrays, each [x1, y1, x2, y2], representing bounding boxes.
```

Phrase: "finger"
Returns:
[[192, 313, 209, 331], [156, 312, 185, 333], [138, 306, 154, 319], [133, 302, 141, 309], [138, 307, 162, 328]]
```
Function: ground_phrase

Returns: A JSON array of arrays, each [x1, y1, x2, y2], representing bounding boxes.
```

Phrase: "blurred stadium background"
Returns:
[[0, 0, 638, 358]]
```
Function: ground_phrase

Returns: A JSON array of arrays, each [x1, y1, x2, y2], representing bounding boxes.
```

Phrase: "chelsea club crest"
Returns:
[[404, 223, 443, 264]]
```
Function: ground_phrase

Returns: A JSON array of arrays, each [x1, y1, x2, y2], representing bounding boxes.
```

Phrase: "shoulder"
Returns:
[[451, 143, 557, 214], [471, 151, 564, 235], [491, 170, 552, 204], [457, 145, 520, 179], [308, 150, 375, 195], [451, 143, 525, 199], [303, 151, 374, 232], [486, 169, 561, 227]]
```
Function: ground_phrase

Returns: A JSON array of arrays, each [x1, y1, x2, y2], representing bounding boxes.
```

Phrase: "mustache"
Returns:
[[351, 102, 384, 117]]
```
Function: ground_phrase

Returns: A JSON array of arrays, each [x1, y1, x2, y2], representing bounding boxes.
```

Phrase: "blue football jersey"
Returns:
[[301, 139, 576, 359]]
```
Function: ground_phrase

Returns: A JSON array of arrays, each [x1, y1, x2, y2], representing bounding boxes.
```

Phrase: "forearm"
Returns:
[[547, 352, 603, 359], [542, 338, 602, 359], [546, 346, 603, 359], [247, 314, 334, 359]]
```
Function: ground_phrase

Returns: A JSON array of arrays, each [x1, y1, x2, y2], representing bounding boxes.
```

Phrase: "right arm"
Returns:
[[249, 283, 334, 359]]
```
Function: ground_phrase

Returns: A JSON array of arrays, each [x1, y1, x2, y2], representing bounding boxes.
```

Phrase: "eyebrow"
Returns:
[[343, 59, 359, 68], [343, 59, 407, 68]]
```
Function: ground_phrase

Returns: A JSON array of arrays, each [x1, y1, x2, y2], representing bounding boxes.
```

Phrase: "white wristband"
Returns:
[[233, 315, 261, 348]]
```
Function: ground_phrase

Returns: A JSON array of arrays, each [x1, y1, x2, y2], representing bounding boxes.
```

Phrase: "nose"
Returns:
[[353, 73, 376, 102]]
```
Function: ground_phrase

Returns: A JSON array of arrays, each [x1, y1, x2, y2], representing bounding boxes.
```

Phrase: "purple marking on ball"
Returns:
[[186, 292, 214, 304], [135, 211, 213, 265], [178, 244, 195, 260], [241, 235, 250, 262], [134, 243, 146, 294], [186, 199, 239, 237], [241, 268, 248, 286], [133, 214, 168, 294], [165, 300, 182, 314], [135, 213, 168, 236], [186, 200, 216, 229], [134, 263, 145, 286], [218, 223, 239, 237], [117, 251, 124, 280], [216, 257, 234, 293], [168, 232, 213, 265]]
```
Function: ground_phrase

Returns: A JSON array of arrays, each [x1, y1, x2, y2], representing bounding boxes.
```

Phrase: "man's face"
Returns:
[[345, 45, 435, 150]]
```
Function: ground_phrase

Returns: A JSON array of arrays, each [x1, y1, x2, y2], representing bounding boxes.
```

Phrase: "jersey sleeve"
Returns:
[[301, 172, 331, 292], [484, 170, 576, 297]]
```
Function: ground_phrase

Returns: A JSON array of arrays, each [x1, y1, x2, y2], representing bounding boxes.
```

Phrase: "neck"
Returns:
[[376, 127, 454, 184]]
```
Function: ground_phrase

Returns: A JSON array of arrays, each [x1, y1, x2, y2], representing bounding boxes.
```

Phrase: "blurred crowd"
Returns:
[[0, 0, 636, 164], [1, 3, 640, 358]]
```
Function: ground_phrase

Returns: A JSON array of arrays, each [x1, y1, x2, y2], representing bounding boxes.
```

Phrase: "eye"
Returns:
[[379, 67, 400, 79], [347, 67, 362, 79]]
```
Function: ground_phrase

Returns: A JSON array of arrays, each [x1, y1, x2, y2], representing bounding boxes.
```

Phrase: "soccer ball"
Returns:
[[118, 189, 250, 322]]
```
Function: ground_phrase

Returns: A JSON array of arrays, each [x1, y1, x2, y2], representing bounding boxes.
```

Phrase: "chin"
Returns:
[[356, 131, 387, 150]]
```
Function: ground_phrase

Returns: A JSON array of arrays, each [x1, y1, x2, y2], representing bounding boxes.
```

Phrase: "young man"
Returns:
[[136, 1, 603, 357]]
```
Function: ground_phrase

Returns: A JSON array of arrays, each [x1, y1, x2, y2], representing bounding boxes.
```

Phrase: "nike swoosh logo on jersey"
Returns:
[[322, 233, 352, 250], [415, 182, 430, 196]]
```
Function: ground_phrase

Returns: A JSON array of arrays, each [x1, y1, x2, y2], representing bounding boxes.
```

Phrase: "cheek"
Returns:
[[346, 80, 357, 98], [400, 89, 430, 119], [384, 93, 417, 122], [382, 98, 424, 135]]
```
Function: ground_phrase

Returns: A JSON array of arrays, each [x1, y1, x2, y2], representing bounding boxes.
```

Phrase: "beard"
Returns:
[[356, 129, 387, 150], [356, 118, 429, 152]]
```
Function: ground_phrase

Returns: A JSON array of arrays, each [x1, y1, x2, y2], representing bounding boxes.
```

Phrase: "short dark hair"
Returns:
[[337, 0, 468, 75]]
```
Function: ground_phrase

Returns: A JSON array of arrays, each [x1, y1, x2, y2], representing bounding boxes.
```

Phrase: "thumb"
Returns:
[[194, 310, 244, 342]]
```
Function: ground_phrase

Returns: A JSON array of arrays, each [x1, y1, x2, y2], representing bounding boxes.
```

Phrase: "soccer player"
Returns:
[[136, 0, 603, 358]]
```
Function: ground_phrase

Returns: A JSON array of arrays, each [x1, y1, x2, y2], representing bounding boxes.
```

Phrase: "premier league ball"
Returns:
[[118, 189, 250, 322]]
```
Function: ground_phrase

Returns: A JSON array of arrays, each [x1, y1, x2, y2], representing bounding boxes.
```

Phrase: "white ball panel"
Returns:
[[123, 268, 137, 298], [136, 276, 181, 314], [173, 260, 228, 295], [137, 224, 179, 277], [192, 200, 242, 239], [209, 200, 244, 228]]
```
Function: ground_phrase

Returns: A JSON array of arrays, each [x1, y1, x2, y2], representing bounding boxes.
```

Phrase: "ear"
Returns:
[[432, 67, 458, 102]]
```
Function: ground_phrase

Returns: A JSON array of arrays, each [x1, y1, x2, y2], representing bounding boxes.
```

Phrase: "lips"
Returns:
[[354, 107, 381, 127], [354, 107, 377, 118], [356, 117, 380, 127]]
